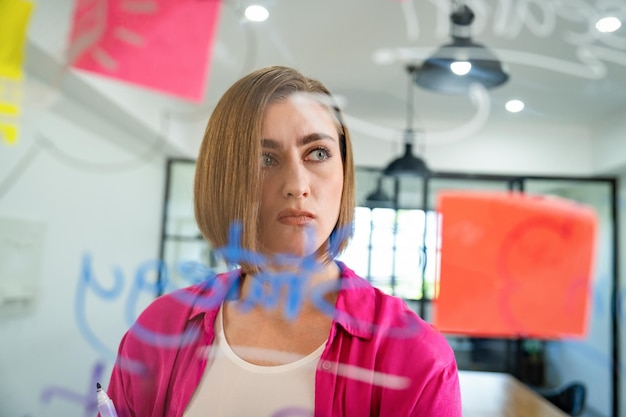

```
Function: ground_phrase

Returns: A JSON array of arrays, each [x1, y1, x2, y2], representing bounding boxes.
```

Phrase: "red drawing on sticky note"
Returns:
[[67, 0, 222, 101], [433, 191, 597, 339]]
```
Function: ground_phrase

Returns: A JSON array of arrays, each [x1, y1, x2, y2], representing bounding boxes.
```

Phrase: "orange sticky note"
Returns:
[[67, 0, 222, 101], [433, 191, 597, 339]]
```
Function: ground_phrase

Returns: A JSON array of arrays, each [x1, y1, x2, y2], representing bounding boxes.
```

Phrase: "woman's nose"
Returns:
[[282, 160, 310, 199]]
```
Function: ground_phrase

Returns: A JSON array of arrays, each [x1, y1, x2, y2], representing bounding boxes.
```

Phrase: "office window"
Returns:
[[338, 207, 441, 301]]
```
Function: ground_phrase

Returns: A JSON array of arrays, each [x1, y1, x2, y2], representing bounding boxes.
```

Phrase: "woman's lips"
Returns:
[[278, 209, 315, 226]]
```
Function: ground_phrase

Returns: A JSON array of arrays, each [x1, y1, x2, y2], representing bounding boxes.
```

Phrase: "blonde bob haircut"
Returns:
[[194, 66, 355, 271]]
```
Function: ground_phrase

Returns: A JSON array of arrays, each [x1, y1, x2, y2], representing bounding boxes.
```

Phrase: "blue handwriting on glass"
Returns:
[[74, 222, 422, 374]]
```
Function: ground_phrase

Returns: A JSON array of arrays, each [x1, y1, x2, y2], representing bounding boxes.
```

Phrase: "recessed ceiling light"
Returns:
[[244, 5, 269, 22], [372, 48, 396, 65], [505, 99, 524, 113], [595, 16, 622, 33]]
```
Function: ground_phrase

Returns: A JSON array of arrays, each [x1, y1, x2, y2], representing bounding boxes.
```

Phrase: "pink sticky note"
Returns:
[[67, 0, 222, 102]]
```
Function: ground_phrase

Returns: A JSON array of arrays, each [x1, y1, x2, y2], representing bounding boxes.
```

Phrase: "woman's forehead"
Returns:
[[263, 98, 337, 136], [265, 93, 340, 127]]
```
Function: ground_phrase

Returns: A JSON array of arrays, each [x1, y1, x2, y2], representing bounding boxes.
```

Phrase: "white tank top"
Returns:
[[184, 306, 325, 417]]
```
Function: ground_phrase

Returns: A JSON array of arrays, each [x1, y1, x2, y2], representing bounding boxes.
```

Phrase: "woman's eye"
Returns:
[[309, 148, 329, 161], [261, 154, 275, 167]]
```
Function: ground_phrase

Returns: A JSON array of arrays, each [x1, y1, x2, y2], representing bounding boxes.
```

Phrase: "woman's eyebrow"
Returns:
[[261, 138, 282, 149], [298, 133, 336, 146], [261, 133, 336, 150]]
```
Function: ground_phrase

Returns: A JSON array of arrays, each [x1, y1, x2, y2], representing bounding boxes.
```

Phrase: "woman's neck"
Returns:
[[236, 259, 341, 319]]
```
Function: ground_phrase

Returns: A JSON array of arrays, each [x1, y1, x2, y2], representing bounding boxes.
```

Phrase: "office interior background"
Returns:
[[1, 0, 626, 416]]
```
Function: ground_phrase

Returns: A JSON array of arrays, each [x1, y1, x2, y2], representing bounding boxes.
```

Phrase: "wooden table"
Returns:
[[459, 370, 570, 417]]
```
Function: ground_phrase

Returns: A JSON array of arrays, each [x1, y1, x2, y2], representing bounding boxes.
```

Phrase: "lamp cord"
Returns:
[[405, 66, 415, 144], [452, 0, 461, 13], [405, 66, 427, 158]]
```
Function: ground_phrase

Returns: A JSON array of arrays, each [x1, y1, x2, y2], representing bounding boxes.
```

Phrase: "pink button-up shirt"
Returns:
[[103, 262, 461, 417]]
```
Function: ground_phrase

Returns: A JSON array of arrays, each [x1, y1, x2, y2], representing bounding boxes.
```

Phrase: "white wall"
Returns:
[[0, 95, 166, 417], [592, 108, 626, 174], [346, 115, 595, 175]]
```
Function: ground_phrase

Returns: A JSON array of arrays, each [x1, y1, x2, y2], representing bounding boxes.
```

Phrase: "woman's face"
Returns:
[[258, 94, 344, 260]]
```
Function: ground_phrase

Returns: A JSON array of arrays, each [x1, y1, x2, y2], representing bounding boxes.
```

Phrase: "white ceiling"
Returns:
[[23, 0, 626, 159]]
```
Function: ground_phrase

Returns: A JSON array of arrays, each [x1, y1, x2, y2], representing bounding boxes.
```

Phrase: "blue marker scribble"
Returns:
[[75, 253, 122, 362], [591, 276, 607, 316], [283, 272, 308, 320], [328, 223, 353, 259], [310, 277, 421, 339], [125, 259, 169, 326], [177, 260, 215, 285], [271, 407, 313, 417], [237, 270, 282, 312], [216, 221, 267, 268], [128, 320, 202, 349], [238, 268, 310, 320], [74, 253, 150, 376], [168, 271, 232, 311]]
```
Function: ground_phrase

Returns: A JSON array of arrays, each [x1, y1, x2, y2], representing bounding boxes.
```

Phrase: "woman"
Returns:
[[103, 66, 461, 416]]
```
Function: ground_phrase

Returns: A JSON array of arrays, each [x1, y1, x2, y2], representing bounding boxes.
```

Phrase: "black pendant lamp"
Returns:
[[383, 65, 430, 178], [364, 176, 394, 208], [415, 2, 509, 94]]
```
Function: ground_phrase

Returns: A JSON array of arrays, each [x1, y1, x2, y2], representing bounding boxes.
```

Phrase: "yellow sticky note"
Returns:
[[0, 0, 34, 80], [0, 122, 18, 144], [0, 102, 19, 115], [0, 76, 21, 144]]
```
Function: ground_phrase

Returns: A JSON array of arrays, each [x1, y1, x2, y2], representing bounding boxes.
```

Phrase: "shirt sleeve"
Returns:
[[97, 331, 137, 417], [412, 360, 462, 417]]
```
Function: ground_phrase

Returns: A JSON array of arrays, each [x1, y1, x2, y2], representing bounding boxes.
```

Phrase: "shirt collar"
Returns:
[[333, 261, 377, 340]]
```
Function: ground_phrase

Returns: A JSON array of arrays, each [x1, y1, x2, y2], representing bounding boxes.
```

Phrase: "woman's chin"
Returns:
[[272, 248, 313, 260], [263, 244, 321, 263]]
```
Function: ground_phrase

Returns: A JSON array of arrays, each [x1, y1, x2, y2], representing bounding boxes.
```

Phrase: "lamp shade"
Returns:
[[382, 66, 430, 178], [383, 142, 430, 177], [364, 176, 394, 208], [415, 3, 509, 94], [415, 37, 509, 94]]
